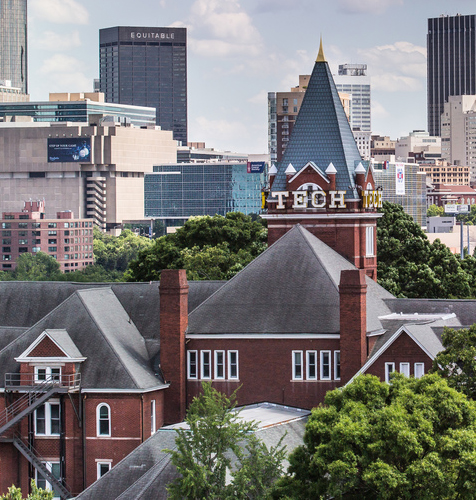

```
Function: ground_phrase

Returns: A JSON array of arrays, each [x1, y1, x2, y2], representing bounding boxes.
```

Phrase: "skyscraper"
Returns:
[[99, 26, 187, 144], [0, 0, 27, 93], [427, 14, 476, 137]]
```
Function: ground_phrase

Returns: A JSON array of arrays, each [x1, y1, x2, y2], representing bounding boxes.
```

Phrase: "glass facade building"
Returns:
[[428, 15, 476, 137], [0, 101, 156, 127], [144, 163, 266, 221], [0, 0, 27, 93], [99, 26, 187, 144]]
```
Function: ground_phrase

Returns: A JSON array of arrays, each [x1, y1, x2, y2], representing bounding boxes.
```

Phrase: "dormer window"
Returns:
[[35, 366, 61, 384]]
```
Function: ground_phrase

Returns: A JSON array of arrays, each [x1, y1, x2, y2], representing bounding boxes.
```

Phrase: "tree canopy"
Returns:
[[0, 480, 53, 499], [11, 252, 61, 281], [166, 382, 285, 500], [377, 202, 475, 298], [274, 373, 476, 500], [125, 212, 267, 282]]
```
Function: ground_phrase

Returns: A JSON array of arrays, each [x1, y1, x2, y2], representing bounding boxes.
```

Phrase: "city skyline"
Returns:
[[27, 0, 474, 153]]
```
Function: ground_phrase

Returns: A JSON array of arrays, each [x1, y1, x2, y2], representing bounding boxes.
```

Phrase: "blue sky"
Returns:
[[28, 0, 475, 153]]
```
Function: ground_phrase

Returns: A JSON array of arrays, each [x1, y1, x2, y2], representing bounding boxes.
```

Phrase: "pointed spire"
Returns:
[[355, 162, 366, 174], [285, 163, 296, 175], [316, 36, 326, 63], [326, 162, 337, 175], [269, 164, 278, 175]]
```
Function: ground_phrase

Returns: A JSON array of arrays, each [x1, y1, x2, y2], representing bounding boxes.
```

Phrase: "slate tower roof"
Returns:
[[272, 40, 363, 197]]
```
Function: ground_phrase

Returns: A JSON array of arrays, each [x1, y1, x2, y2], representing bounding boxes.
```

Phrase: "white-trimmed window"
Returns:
[[35, 402, 60, 436], [334, 351, 341, 380], [292, 351, 303, 380], [151, 400, 156, 435], [228, 351, 239, 380], [385, 362, 396, 383], [414, 363, 425, 379], [97, 461, 111, 480], [320, 351, 331, 380], [97, 403, 111, 437], [400, 362, 410, 377], [201, 351, 211, 379], [306, 351, 317, 380], [35, 367, 61, 384], [187, 351, 198, 379], [366, 226, 375, 257], [36, 462, 60, 499], [214, 351, 225, 380]]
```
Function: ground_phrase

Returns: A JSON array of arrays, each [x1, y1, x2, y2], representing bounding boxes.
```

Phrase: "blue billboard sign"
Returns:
[[247, 161, 265, 174], [48, 138, 91, 163]]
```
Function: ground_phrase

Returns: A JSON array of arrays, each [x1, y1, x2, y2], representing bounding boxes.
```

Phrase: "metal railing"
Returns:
[[5, 373, 81, 390]]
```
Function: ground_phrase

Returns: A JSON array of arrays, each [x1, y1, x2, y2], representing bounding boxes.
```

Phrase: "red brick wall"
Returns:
[[186, 338, 342, 409]]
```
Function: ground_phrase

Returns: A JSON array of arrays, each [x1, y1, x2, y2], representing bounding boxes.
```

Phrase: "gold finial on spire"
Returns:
[[316, 35, 326, 63]]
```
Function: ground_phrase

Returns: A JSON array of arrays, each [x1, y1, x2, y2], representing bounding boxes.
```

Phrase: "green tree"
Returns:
[[427, 204, 444, 217], [433, 325, 476, 399], [377, 202, 473, 298], [13, 252, 61, 281], [274, 374, 476, 500], [166, 383, 285, 500], [457, 204, 476, 225], [0, 480, 53, 499], [126, 213, 267, 282]]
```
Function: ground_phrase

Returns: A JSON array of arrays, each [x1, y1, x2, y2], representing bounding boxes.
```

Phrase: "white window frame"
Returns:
[[400, 362, 410, 377], [334, 351, 341, 380], [187, 350, 198, 380], [35, 401, 60, 436], [306, 351, 317, 380], [228, 351, 239, 380], [214, 350, 225, 380], [366, 226, 375, 257], [320, 351, 331, 380], [36, 462, 60, 499], [96, 403, 111, 437], [201, 351, 211, 380], [97, 461, 111, 480], [414, 363, 425, 379], [150, 400, 156, 435], [34, 366, 61, 384], [385, 362, 396, 383], [292, 351, 303, 380]]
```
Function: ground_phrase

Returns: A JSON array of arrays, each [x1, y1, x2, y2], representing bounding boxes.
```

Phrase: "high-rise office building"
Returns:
[[99, 26, 187, 144], [427, 14, 476, 137], [334, 64, 371, 132], [0, 0, 27, 94]]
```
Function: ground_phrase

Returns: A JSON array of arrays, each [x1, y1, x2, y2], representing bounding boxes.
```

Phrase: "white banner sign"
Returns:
[[395, 163, 405, 195]]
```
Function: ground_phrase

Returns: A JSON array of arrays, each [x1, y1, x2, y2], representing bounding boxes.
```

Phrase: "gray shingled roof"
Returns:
[[188, 225, 393, 335], [74, 403, 309, 500], [42, 329, 84, 359]]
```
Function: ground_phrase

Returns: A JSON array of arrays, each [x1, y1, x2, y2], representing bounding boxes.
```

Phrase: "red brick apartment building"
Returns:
[[0, 201, 94, 273], [1, 41, 476, 499]]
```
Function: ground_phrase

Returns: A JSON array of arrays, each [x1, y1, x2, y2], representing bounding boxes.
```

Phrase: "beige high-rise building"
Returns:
[[441, 95, 476, 182], [0, 120, 176, 231]]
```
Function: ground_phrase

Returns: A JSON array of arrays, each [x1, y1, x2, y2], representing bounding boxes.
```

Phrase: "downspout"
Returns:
[[140, 395, 144, 443], [82, 394, 87, 491]]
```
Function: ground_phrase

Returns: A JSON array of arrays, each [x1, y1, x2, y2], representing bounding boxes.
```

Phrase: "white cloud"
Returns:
[[188, 0, 264, 58], [337, 0, 403, 15], [191, 116, 256, 151], [371, 100, 390, 119], [38, 54, 92, 92], [36, 30, 81, 51], [248, 90, 268, 105], [359, 41, 426, 92], [30, 0, 89, 25]]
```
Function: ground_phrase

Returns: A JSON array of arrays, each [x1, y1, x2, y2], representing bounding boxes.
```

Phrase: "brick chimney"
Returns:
[[339, 269, 367, 384], [160, 269, 189, 424]]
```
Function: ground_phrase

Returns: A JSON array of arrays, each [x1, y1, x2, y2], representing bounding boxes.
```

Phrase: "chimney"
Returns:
[[355, 162, 366, 192], [160, 269, 189, 424], [339, 269, 367, 384]]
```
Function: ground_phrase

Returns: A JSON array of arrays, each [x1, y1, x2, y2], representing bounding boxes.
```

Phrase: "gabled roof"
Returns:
[[16, 329, 84, 361], [187, 225, 393, 335], [271, 46, 362, 196]]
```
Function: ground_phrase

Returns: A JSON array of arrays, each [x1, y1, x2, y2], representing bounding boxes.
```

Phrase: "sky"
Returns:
[[27, 0, 475, 154]]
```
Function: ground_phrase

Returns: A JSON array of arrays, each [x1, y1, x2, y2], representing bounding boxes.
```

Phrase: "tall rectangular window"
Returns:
[[292, 351, 303, 380], [228, 351, 239, 380], [400, 362, 410, 377], [201, 351, 211, 379], [414, 363, 425, 379], [36, 462, 60, 497], [366, 226, 375, 256], [306, 351, 317, 380], [334, 351, 341, 380], [385, 362, 396, 383], [187, 351, 197, 379], [214, 351, 225, 380], [320, 351, 331, 380], [35, 402, 60, 436]]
